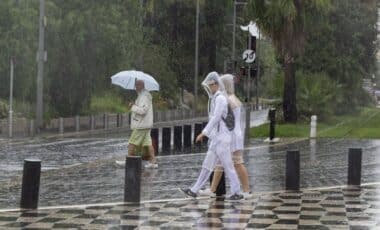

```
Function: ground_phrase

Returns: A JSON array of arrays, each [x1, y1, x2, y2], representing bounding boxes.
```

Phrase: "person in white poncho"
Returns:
[[180, 72, 243, 200], [199, 74, 253, 199]]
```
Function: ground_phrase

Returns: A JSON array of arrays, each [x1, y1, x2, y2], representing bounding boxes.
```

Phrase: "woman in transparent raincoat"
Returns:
[[180, 72, 243, 200], [200, 74, 253, 198]]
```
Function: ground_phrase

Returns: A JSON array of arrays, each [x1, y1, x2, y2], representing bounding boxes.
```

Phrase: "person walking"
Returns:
[[199, 74, 253, 199], [128, 79, 158, 169], [180, 72, 243, 200]]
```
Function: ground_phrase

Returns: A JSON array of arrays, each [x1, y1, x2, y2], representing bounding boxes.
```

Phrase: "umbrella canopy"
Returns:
[[111, 70, 160, 91]]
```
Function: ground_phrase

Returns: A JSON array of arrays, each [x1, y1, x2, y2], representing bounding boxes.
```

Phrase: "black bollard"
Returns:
[[174, 126, 183, 151], [286, 150, 300, 191], [20, 159, 41, 209], [210, 171, 226, 196], [116, 114, 122, 127], [348, 148, 362, 186], [269, 108, 276, 140], [162, 127, 171, 153], [183, 125, 192, 150], [202, 122, 208, 146], [124, 156, 141, 203], [194, 123, 203, 149], [245, 105, 251, 144], [150, 128, 159, 156]]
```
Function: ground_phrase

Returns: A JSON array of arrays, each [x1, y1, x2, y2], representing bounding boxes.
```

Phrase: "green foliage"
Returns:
[[88, 93, 128, 114], [0, 0, 38, 103], [250, 107, 380, 138], [250, 123, 311, 138], [0, 100, 8, 119], [296, 72, 340, 121], [0, 0, 377, 124], [299, 0, 378, 115]]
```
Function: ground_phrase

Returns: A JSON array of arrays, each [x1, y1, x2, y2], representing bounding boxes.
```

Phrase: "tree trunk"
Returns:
[[282, 60, 297, 122], [207, 39, 217, 71]]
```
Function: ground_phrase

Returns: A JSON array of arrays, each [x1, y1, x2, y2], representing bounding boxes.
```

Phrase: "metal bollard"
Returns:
[[269, 108, 276, 140], [29, 119, 35, 137], [348, 148, 362, 186], [310, 115, 317, 138], [90, 115, 95, 130], [75, 115, 80, 132], [174, 126, 183, 151], [183, 125, 192, 150], [202, 122, 208, 146], [286, 150, 300, 191], [59, 117, 64, 134], [124, 156, 141, 203], [245, 105, 251, 144], [162, 127, 171, 153], [20, 159, 41, 209], [194, 123, 203, 149], [210, 171, 226, 196], [103, 114, 108, 129], [150, 128, 159, 156], [116, 114, 121, 127]]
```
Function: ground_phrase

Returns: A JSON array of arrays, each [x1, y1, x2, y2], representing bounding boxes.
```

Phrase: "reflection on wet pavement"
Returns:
[[0, 138, 379, 209]]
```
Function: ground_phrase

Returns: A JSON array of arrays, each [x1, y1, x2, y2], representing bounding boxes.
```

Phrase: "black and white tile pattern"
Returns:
[[0, 184, 379, 229]]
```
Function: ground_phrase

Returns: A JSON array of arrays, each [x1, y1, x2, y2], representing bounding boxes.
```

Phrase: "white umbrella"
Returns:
[[240, 21, 260, 37], [110, 70, 160, 91]]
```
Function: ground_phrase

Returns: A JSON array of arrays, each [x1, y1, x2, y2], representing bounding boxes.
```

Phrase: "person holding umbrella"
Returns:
[[128, 79, 158, 168]]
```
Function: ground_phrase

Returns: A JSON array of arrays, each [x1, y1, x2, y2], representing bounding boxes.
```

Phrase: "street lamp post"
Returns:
[[232, 1, 247, 67], [232, 1, 236, 61], [9, 58, 14, 138], [36, 0, 46, 132], [194, 0, 200, 113]]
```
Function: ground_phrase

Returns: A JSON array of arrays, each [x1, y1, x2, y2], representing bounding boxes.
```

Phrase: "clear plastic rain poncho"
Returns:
[[220, 74, 246, 151], [201, 71, 226, 115]]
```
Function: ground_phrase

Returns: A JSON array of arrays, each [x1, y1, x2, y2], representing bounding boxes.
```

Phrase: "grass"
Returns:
[[250, 107, 380, 139]]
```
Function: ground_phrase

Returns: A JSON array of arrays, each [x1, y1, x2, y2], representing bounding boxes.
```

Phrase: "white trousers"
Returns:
[[190, 136, 241, 195]]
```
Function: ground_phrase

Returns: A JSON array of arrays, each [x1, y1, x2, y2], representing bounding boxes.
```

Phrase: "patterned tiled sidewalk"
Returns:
[[0, 184, 379, 229]]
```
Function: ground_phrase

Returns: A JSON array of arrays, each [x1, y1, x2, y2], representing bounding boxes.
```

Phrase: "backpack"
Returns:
[[214, 93, 235, 131]]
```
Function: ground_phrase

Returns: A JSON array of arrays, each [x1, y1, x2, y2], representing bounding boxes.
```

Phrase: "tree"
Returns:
[[247, 0, 330, 122], [299, 0, 378, 114]]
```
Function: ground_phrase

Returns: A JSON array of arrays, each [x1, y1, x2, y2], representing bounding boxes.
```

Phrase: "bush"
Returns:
[[296, 72, 340, 121], [0, 100, 8, 119], [88, 93, 128, 114]]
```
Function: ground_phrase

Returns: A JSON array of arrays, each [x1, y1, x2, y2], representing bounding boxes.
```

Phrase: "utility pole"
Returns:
[[247, 35, 251, 102], [232, 1, 236, 61], [232, 1, 247, 71], [36, 0, 46, 131], [9, 58, 14, 138], [194, 0, 200, 112], [255, 30, 261, 109]]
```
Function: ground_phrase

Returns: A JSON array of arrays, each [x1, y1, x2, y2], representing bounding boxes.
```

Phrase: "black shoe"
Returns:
[[180, 188, 197, 198], [227, 194, 244, 201]]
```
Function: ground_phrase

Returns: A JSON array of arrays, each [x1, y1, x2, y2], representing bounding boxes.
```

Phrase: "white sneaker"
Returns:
[[144, 162, 158, 169], [242, 191, 254, 199], [198, 188, 216, 197], [115, 160, 125, 167]]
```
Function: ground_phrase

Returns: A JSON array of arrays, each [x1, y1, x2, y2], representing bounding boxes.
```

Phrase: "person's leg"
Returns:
[[190, 150, 217, 193], [128, 144, 136, 156], [232, 150, 251, 192], [141, 129, 157, 165], [216, 145, 241, 195], [128, 129, 142, 156], [147, 145, 156, 164], [210, 166, 223, 192], [234, 164, 250, 192]]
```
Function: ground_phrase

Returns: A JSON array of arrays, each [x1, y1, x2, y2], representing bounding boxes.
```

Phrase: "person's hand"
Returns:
[[195, 133, 204, 143]]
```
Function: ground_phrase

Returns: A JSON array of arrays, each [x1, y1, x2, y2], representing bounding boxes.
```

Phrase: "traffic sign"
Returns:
[[242, 49, 255, 63]]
